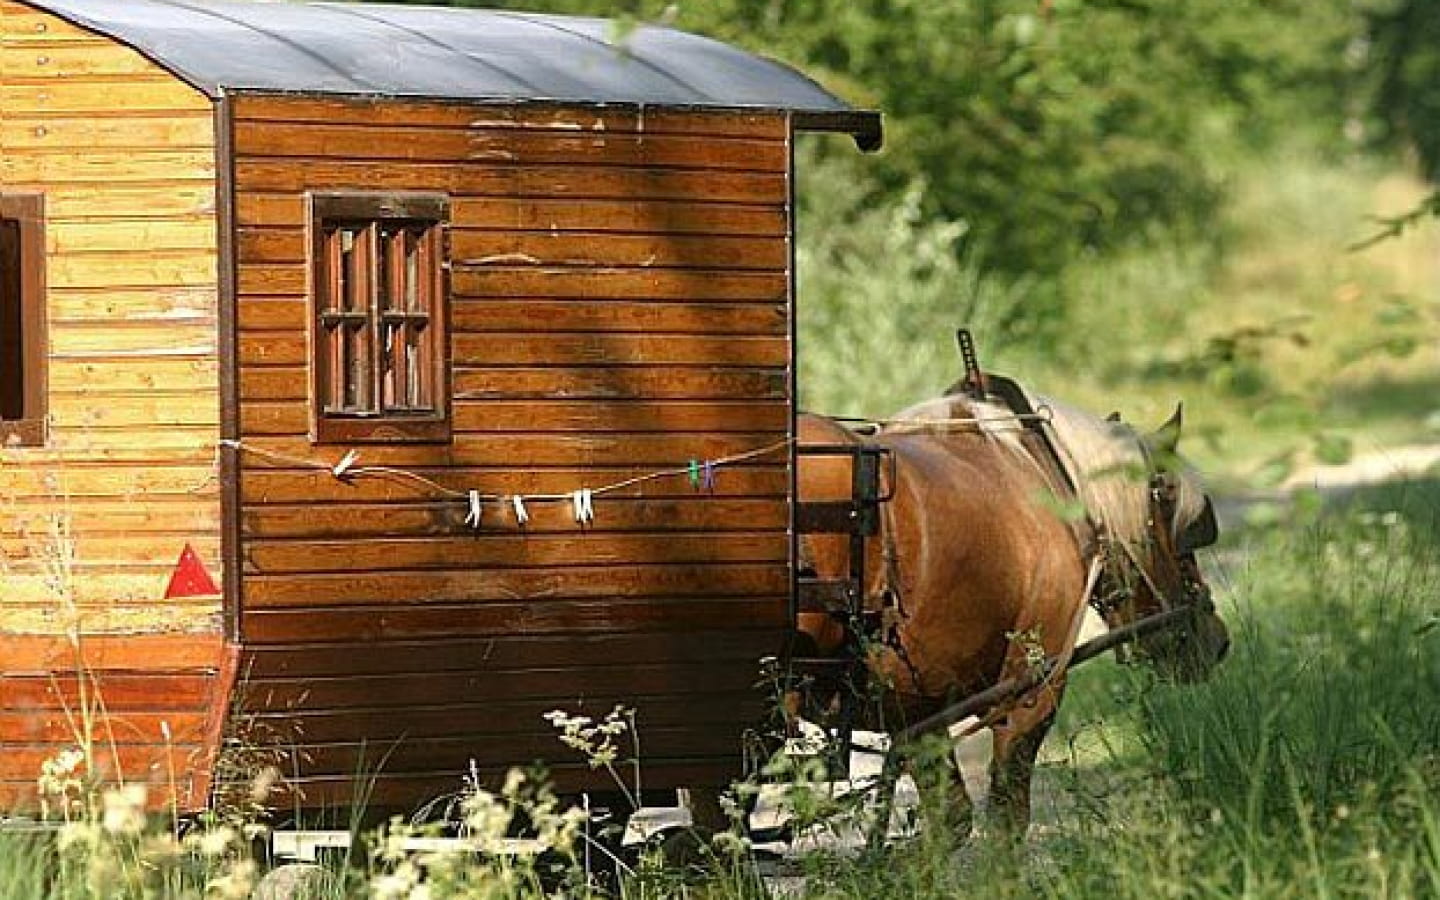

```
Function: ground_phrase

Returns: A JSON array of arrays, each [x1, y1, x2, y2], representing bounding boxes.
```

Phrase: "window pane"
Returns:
[[378, 225, 396, 313], [405, 228, 421, 311], [406, 327, 423, 407], [382, 320, 399, 410], [0, 218, 22, 421], [340, 227, 362, 313]]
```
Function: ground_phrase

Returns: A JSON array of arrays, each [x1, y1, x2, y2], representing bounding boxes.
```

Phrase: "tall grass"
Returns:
[[786, 492, 1440, 899]]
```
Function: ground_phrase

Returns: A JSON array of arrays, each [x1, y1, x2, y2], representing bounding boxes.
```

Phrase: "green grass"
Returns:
[[1045, 489, 1440, 898], [793, 489, 1440, 898]]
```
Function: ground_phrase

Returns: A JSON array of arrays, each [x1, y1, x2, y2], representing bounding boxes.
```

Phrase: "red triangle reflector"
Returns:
[[164, 543, 220, 599]]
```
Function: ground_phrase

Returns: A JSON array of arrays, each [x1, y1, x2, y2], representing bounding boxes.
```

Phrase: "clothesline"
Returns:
[[219, 436, 793, 528], [217, 408, 1043, 528]]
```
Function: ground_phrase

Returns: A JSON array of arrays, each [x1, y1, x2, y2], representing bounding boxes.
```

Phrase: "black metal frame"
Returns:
[[790, 442, 892, 777]]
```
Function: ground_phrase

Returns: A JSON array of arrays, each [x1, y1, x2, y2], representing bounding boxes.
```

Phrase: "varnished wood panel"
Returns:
[[239, 332, 788, 368], [242, 497, 787, 539], [243, 661, 763, 711], [244, 533, 787, 574], [231, 95, 789, 139], [238, 466, 788, 504], [216, 757, 764, 817], [242, 365, 786, 402], [0, 710, 208, 744], [240, 226, 787, 271], [0, 2, 230, 814], [231, 122, 788, 171], [234, 159, 784, 203], [243, 691, 765, 742], [244, 564, 789, 608], [0, 632, 227, 813], [243, 597, 787, 643], [241, 399, 786, 435], [230, 93, 793, 801], [0, 2, 222, 635], [245, 631, 781, 677], [239, 263, 787, 300], [0, 631, 224, 672]]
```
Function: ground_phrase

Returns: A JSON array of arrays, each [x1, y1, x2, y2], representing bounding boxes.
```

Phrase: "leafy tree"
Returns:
[[1367, 0, 1440, 179]]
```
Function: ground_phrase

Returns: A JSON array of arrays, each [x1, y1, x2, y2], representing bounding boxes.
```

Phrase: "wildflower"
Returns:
[[38, 746, 87, 811], [205, 860, 258, 899], [712, 828, 751, 856], [248, 765, 282, 804], [196, 824, 238, 857], [57, 820, 98, 853], [100, 785, 148, 835], [371, 859, 428, 900], [462, 786, 514, 848]]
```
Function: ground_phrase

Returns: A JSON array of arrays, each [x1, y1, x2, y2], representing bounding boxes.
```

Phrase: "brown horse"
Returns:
[[791, 387, 1230, 837]]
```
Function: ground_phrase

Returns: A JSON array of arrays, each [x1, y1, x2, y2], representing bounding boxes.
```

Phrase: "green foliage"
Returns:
[[1367, 0, 1440, 179], [793, 151, 1031, 416]]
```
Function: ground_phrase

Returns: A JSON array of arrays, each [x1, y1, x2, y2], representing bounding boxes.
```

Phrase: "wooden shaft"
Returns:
[[892, 603, 1209, 746]]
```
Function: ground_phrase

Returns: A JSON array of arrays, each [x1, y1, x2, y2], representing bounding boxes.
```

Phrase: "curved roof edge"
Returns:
[[24, 0, 883, 151]]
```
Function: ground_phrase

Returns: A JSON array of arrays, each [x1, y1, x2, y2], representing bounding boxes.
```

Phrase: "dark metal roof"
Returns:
[[25, 0, 881, 149]]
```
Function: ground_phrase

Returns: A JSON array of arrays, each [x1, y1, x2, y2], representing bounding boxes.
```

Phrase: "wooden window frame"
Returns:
[[307, 192, 451, 444], [0, 193, 47, 448]]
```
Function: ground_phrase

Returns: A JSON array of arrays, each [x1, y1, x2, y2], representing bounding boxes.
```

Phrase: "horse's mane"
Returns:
[[883, 389, 1208, 551], [1035, 394, 1209, 551]]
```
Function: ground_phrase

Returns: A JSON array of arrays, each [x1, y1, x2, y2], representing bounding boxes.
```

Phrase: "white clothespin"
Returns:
[[331, 449, 359, 479], [572, 489, 594, 525], [465, 490, 484, 530], [511, 495, 530, 526]]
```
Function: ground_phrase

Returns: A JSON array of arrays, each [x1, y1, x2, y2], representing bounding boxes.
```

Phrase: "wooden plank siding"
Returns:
[[229, 93, 794, 806], [0, 2, 227, 813], [0, 632, 233, 813]]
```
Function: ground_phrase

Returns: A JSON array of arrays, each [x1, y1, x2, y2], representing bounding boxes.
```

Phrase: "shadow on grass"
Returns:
[[1324, 373, 1440, 428]]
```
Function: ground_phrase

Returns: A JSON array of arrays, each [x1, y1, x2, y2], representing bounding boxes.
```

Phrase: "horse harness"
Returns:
[[837, 380, 1216, 683], [829, 379, 1099, 693]]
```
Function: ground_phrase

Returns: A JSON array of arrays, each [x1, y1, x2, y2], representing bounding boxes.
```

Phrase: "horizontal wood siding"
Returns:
[[0, 3, 227, 814], [0, 633, 232, 813], [230, 94, 792, 807], [0, 2, 223, 625]]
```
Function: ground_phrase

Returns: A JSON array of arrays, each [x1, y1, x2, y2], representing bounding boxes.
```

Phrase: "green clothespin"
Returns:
[[687, 459, 701, 489]]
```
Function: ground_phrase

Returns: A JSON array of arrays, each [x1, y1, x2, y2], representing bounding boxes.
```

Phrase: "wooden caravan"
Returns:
[[0, 0, 880, 815]]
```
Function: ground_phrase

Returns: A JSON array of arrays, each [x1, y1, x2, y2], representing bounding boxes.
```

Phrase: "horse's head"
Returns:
[[1049, 401, 1230, 682], [1126, 405, 1230, 681]]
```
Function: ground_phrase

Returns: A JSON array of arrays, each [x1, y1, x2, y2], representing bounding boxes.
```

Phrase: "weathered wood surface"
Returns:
[[0, 2, 223, 631], [231, 93, 793, 802]]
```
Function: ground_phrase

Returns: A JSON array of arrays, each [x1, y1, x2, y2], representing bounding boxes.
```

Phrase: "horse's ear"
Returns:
[[1106, 411, 1122, 423], [1149, 403, 1183, 455]]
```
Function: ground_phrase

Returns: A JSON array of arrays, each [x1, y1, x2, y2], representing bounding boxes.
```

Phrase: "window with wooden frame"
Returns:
[[0, 193, 46, 448], [308, 193, 450, 443]]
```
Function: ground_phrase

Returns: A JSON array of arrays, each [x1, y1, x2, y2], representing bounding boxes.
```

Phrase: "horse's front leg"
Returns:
[[987, 697, 1058, 840]]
